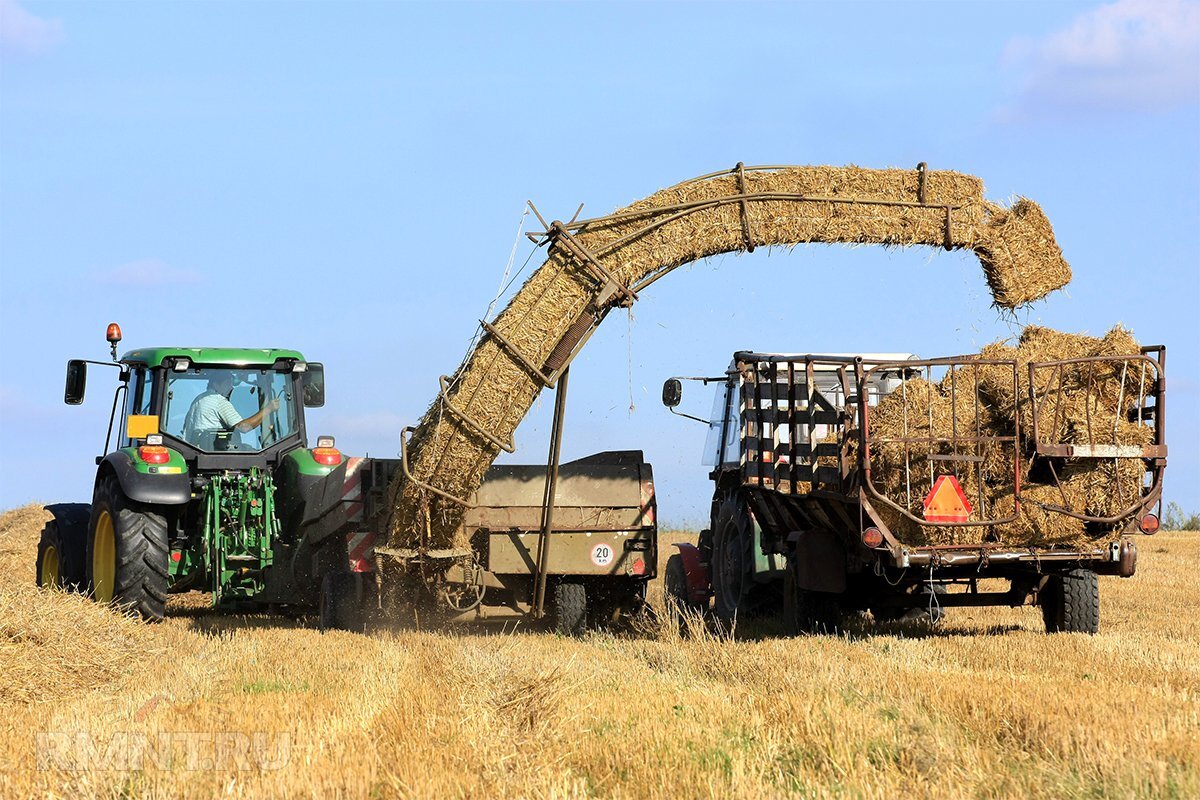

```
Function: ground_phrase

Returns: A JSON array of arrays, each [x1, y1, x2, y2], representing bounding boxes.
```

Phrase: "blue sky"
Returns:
[[1, 0, 1197, 526]]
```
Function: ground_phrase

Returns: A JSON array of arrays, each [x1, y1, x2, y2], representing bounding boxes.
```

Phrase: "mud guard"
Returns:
[[101, 452, 190, 505], [673, 542, 711, 604], [788, 530, 847, 593]]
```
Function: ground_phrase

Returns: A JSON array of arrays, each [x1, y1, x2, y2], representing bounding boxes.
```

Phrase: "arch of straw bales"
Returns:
[[386, 163, 1072, 548]]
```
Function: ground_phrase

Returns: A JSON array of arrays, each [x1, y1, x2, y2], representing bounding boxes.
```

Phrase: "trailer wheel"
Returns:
[[552, 581, 588, 637], [87, 478, 169, 622], [872, 585, 946, 625], [784, 562, 841, 634], [1041, 568, 1099, 634], [319, 572, 367, 633]]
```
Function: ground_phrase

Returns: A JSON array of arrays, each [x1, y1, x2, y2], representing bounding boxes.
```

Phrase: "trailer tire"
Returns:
[[784, 563, 841, 634], [87, 477, 169, 622], [873, 585, 946, 625], [1041, 568, 1099, 634], [552, 581, 588, 637], [319, 572, 367, 633]]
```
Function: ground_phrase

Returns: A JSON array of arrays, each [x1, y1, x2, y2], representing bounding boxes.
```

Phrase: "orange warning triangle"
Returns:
[[923, 475, 973, 523]]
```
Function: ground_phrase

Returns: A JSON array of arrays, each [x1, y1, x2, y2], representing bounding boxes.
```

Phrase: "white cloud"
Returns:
[[1000, 0, 1200, 118], [92, 259, 203, 288], [0, 0, 63, 56]]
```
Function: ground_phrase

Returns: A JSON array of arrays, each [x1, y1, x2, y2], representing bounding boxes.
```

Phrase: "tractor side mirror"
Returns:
[[65, 360, 87, 405], [661, 378, 682, 408], [303, 363, 325, 408]]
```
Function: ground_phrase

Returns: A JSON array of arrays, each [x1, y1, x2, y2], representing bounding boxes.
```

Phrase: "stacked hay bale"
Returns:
[[387, 164, 1073, 549], [867, 324, 1151, 547]]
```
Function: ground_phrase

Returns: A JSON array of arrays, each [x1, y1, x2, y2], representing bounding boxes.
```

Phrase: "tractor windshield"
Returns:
[[162, 367, 297, 452]]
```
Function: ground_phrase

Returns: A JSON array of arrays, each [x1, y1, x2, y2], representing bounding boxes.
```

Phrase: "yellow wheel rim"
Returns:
[[93, 510, 116, 604], [42, 544, 61, 589]]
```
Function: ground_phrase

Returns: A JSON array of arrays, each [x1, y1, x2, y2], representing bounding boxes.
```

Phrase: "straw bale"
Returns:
[[1094, 324, 1141, 359], [873, 505, 994, 548], [975, 199, 1071, 308], [854, 325, 1148, 550], [865, 377, 1000, 546], [1060, 456, 1150, 520], [1062, 416, 1154, 448], [989, 485, 1089, 547], [388, 165, 1073, 548], [964, 342, 1024, 413]]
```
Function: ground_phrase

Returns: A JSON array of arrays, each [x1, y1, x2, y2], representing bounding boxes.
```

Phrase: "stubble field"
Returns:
[[1, 504, 1197, 799]]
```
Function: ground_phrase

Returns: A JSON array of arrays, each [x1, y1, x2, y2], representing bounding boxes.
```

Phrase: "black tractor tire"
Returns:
[[711, 497, 762, 624], [552, 581, 588, 637], [37, 507, 89, 592], [1041, 568, 1100, 634], [36, 523, 63, 590], [87, 477, 169, 622], [37, 520, 86, 592], [783, 563, 842, 635], [319, 572, 367, 633]]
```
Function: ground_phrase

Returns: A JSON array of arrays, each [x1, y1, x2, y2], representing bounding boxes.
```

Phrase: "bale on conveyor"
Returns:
[[387, 164, 1074, 549]]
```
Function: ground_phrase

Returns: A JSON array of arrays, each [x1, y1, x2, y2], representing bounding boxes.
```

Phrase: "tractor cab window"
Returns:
[[162, 367, 297, 452]]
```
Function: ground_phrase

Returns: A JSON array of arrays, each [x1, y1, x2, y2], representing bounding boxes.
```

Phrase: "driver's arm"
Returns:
[[233, 396, 280, 433]]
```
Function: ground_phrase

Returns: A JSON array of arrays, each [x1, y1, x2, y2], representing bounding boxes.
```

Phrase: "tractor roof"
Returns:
[[120, 347, 306, 368]]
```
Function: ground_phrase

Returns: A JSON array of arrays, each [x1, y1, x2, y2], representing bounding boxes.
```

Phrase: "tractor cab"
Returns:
[[64, 324, 325, 465]]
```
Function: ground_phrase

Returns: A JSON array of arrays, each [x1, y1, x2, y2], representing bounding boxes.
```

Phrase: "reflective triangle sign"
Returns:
[[923, 475, 973, 523]]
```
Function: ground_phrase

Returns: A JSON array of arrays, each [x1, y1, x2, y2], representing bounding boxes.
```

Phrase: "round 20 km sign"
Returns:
[[590, 543, 614, 567]]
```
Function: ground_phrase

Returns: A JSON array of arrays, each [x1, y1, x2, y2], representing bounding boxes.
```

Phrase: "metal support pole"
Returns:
[[533, 367, 570, 618]]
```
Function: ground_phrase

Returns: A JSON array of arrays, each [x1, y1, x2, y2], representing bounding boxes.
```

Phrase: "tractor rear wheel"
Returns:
[[1041, 568, 1099, 634], [87, 477, 170, 622], [552, 581, 588, 637], [711, 497, 764, 624]]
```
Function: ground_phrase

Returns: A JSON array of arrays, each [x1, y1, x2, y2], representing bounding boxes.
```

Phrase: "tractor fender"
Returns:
[[99, 451, 191, 506], [672, 542, 711, 603], [787, 530, 847, 593]]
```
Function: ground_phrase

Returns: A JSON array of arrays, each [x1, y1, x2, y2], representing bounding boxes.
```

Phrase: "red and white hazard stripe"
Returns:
[[346, 529, 375, 573], [341, 458, 374, 572], [341, 457, 365, 521], [639, 477, 656, 528]]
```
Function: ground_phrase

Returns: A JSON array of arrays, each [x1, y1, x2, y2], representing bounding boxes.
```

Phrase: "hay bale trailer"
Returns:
[[662, 348, 1166, 634], [314, 451, 657, 635]]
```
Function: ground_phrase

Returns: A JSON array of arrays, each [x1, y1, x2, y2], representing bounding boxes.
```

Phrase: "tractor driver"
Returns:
[[181, 373, 280, 450]]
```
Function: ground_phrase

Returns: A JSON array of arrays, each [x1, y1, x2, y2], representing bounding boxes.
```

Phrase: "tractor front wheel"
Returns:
[[87, 477, 170, 622], [36, 524, 63, 590]]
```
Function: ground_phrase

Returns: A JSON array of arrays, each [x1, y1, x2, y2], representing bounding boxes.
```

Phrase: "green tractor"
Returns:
[[37, 323, 370, 623]]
